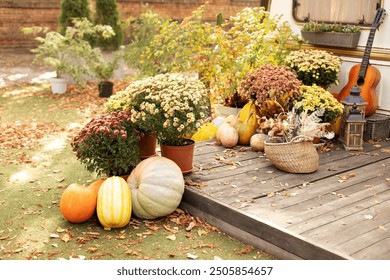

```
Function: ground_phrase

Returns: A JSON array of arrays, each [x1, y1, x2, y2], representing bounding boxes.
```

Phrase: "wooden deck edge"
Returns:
[[180, 186, 352, 260], [179, 200, 303, 260]]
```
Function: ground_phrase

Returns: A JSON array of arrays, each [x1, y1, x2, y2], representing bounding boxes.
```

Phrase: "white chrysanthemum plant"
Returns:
[[104, 73, 211, 146]]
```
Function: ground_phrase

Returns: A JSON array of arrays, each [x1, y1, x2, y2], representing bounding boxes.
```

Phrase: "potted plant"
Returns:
[[296, 84, 344, 135], [301, 21, 361, 48], [104, 73, 211, 173], [71, 110, 141, 177], [237, 64, 302, 119], [23, 18, 115, 94], [93, 48, 123, 98], [296, 85, 344, 123], [285, 49, 342, 88]]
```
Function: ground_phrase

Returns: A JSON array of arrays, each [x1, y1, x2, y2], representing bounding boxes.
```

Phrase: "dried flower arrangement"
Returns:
[[260, 106, 335, 143]]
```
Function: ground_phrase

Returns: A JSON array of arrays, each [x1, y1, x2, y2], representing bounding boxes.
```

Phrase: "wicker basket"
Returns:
[[264, 137, 319, 174], [363, 113, 390, 141]]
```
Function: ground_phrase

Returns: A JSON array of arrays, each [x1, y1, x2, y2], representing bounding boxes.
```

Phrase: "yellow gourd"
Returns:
[[191, 122, 219, 142], [236, 103, 260, 145], [97, 176, 132, 229]]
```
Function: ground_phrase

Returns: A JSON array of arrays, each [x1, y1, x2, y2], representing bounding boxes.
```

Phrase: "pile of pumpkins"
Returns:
[[60, 156, 185, 229], [216, 102, 267, 152]]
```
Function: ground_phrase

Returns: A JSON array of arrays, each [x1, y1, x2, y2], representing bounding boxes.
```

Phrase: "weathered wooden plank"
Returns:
[[298, 192, 390, 236], [190, 140, 390, 188], [335, 219, 390, 259], [285, 182, 390, 234], [194, 150, 390, 206], [348, 227, 390, 259], [315, 199, 390, 248], [180, 186, 350, 259], [243, 158, 390, 214]]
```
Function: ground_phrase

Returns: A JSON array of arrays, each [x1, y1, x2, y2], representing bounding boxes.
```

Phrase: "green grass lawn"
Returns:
[[0, 83, 275, 260]]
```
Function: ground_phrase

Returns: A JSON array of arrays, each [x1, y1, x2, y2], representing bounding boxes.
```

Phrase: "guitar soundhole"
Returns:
[[357, 77, 365, 86]]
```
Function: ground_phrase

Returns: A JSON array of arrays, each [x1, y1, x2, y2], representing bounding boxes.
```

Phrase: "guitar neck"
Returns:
[[358, 28, 376, 78]]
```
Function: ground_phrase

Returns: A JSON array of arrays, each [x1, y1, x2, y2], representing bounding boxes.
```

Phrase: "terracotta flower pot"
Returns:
[[160, 139, 195, 174], [139, 132, 157, 159]]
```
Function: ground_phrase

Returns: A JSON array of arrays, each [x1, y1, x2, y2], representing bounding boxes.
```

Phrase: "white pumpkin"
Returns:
[[127, 156, 185, 219], [217, 124, 239, 148], [250, 133, 267, 152]]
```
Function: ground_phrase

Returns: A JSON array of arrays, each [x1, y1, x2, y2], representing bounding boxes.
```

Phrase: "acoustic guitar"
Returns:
[[338, 8, 386, 117]]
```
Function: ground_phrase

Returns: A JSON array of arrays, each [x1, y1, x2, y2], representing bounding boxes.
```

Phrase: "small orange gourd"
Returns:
[[60, 183, 97, 223]]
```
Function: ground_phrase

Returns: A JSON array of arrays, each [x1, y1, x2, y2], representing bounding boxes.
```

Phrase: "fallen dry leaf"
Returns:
[[146, 224, 162, 231], [136, 231, 154, 237], [60, 233, 71, 243], [236, 246, 255, 255], [163, 224, 179, 234], [56, 226, 66, 233], [166, 234, 176, 241], [87, 247, 99, 253], [186, 221, 196, 232], [185, 179, 208, 188], [378, 225, 387, 231], [187, 253, 198, 259], [85, 231, 100, 236], [338, 173, 356, 181], [125, 249, 140, 256]]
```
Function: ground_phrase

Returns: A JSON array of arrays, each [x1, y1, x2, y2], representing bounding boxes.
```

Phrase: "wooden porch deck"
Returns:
[[179, 139, 390, 260]]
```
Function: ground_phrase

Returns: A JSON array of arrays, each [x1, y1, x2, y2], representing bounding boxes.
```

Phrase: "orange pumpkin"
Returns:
[[60, 183, 97, 223], [88, 178, 106, 197]]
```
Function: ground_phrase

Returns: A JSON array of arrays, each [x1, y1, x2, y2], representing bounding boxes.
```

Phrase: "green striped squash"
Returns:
[[97, 176, 132, 229]]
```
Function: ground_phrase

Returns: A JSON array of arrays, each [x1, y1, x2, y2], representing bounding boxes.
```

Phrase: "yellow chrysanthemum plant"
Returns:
[[296, 85, 344, 123], [285, 49, 342, 88], [104, 73, 211, 146]]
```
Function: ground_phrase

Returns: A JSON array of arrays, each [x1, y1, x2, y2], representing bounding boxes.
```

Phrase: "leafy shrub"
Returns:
[[94, 0, 123, 49], [58, 0, 91, 34]]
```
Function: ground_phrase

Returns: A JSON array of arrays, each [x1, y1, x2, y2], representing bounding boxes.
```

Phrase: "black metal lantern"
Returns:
[[339, 86, 367, 151]]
